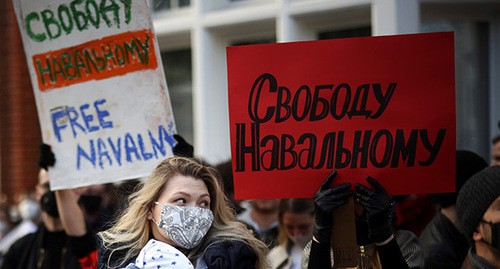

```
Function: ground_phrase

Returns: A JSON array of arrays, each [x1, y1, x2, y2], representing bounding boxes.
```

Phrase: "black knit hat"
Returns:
[[456, 166, 500, 247]]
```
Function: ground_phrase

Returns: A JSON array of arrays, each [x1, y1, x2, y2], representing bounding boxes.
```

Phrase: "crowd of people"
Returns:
[[0, 134, 498, 269]]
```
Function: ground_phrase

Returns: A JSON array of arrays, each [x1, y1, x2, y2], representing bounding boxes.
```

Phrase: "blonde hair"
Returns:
[[98, 157, 268, 268]]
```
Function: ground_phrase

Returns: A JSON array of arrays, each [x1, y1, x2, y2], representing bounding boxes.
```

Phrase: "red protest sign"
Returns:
[[227, 32, 456, 200]]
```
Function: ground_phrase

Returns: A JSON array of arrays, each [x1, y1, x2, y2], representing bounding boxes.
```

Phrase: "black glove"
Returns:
[[355, 176, 394, 244], [173, 134, 194, 158], [38, 143, 56, 170], [313, 170, 353, 243]]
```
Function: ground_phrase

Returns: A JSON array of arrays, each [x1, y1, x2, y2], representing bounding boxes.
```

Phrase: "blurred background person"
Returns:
[[268, 198, 314, 269], [1, 144, 95, 269], [420, 150, 488, 269], [0, 202, 12, 240], [1, 168, 89, 269], [214, 160, 244, 214], [237, 199, 280, 249], [0, 195, 40, 261], [491, 135, 500, 166], [393, 194, 436, 238]]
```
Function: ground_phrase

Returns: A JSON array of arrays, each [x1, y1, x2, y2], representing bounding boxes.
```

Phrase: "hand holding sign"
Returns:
[[355, 176, 394, 244], [39, 143, 56, 170], [313, 170, 353, 244], [173, 134, 194, 158]]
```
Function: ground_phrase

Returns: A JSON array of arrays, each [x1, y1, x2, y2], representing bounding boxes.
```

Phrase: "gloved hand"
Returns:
[[313, 170, 353, 243], [173, 134, 194, 158], [38, 143, 56, 170], [355, 176, 394, 244]]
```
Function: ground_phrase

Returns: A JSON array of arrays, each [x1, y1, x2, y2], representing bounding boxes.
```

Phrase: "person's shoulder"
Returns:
[[460, 250, 474, 269], [236, 208, 251, 222], [267, 244, 288, 268], [8, 229, 38, 251], [423, 247, 462, 269], [205, 239, 255, 253], [2, 229, 39, 267], [141, 239, 185, 256], [203, 239, 258, 269], [235, 219, 258, 238], [96, 233, 132, 269], [420, 213, 447, 249], [268, 244, 287, 258]]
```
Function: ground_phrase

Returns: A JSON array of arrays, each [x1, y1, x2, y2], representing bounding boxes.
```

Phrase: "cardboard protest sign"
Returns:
[[14, 0, 176, 189], [227, 32, 456, 199]]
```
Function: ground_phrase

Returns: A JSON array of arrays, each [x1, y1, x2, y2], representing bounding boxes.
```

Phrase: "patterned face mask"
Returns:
[[153, 202, 214, 249]]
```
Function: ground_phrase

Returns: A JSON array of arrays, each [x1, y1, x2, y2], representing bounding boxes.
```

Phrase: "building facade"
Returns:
[[153, 0, 500, 166], [1, 0, 499, 200]]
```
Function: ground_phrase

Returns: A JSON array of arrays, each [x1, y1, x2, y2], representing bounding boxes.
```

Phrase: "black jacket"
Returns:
[[1, 223, 93, 269], [420, 211, 469, 269]]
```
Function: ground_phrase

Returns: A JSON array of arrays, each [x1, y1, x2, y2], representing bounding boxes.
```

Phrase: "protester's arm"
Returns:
[[55, 189, 86, 236], [308, 171, 353, 269], [41, 143, 98, 268], [55, 186, 98, 269], [376, 237, 409, 268], [355, 176, 409, 269]]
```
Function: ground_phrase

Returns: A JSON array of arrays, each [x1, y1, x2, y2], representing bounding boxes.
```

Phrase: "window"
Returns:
[[422, 21, 490, 158], [318, 27, 371, 40], [151, 0, 190, 12], [161, 49, 194, 143]]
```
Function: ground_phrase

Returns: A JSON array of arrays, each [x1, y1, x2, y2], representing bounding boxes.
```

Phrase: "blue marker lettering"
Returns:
[[68, 106, 86, 138], [138, 133, 153, 160], [97, 138, 112, 169], [80, 103, 99, 132], [124, 132, 141, 162], [161, 125, 176, 149], [51, 109, 68, 142], [108, 137, 122, 166], [94, 99, 113, 129], [149, 128, 165, 158], [76, 140, 96, 170]]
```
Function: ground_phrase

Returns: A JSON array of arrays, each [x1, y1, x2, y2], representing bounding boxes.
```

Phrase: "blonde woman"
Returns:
[[98, 157, 268, 269]]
